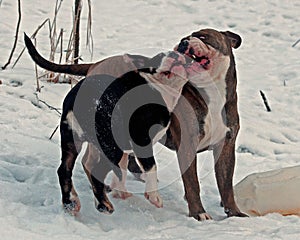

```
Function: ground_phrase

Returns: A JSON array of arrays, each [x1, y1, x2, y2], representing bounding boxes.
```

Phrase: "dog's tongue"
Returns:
[[199, 58, 210, 67]]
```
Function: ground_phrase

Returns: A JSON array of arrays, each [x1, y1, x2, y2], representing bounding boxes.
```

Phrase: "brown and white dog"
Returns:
[[171, 29, 247, 220], [129, 29, 248, 220]]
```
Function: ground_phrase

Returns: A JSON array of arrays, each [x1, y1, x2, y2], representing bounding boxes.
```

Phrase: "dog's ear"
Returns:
[[221, 31, 242, 49]]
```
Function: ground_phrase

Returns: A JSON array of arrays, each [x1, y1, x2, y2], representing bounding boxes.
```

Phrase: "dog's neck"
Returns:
[[140, 72, 186, 112]]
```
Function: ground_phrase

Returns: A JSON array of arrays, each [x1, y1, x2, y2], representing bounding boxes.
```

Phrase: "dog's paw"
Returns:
[[63, 197, 81, 215], [225, 208, 249, 218], [190, 212, 212, 221], [198, 213, 213, 221], [144, 191, 163, 208], [94, 198, 114, 215], [111, 189, 133, 200]]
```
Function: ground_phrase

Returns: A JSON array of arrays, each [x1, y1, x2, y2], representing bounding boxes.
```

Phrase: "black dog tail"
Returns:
[[24, 33, 92, 76]]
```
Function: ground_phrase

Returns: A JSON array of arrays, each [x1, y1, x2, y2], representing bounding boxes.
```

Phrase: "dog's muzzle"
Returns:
[[176, 39, 210, 70]]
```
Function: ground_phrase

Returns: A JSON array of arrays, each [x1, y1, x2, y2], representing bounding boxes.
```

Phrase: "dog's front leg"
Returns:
[[143, 164, 162, 208], [170, 110, 211, 221], [136, 155, 163, 208], [110, 153, 133, 199], [213, 136, 248, 218], [177, 151, 212, 221], [171, 114, 208, 221]]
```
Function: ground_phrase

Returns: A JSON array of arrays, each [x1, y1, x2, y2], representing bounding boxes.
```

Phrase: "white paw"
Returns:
[[111, 189, 132, 200], [144, 191, 163, 208], [198, 213, 213, 221]]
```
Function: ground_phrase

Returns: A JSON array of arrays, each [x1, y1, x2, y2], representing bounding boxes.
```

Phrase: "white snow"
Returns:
[[0, 0, 300, 239]]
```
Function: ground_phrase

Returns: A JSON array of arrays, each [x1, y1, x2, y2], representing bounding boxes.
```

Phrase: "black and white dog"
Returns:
[[24, 33, 189, 214]]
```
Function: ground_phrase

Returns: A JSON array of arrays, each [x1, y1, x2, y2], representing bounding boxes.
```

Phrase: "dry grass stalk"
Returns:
[[86, 0, 94, 59], [12, 18, 50, 69], [15, 0, 94, 86], [292, 39, 300, 48], [2, 0, 22, 70], [73, 0, 82, 64], [34, 39, 41, 92]]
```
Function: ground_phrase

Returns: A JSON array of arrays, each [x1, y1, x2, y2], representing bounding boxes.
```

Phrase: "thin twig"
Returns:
[[34, 39, 41, 92], [49, 125, 59, 140], [66, 21, 74, 64], [48, 0, 62, 81], [59, 28, 64, 64], [74, 0, 82, 64], [292, 39, 300, 48], [86, 0, 94, 59], [37, 72, 51, 79], [34, 93, 62, 115], [260, 90, 271, 112], [2, 0, 22, 70], [283, 80, 287, 87], [46, 0, 63, 83], [12, 18, 50, 68], [49, 0, 63, 38]]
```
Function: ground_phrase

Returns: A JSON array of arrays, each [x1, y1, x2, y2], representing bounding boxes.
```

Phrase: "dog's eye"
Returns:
[[199, 36, 206, 40]]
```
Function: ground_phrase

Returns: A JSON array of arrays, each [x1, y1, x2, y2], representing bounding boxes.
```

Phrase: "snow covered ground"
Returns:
[[0, 0, 300, 239]]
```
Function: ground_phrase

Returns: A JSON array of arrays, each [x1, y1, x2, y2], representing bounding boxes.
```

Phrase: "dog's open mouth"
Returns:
[[157, 50, 211, 79], [175, 39, 211, 71], [185, 54, 210, 70]]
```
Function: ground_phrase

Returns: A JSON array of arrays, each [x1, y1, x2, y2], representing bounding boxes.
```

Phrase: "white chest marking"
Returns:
[[140, 72, 186, 112], [197, 73, 229, 150]]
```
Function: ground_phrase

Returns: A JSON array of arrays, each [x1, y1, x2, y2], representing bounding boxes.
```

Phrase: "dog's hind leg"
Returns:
[[143, 164, 162, 208], [91, 171, 114, 214], [127, 154, 145, 182], [57, 111, 84, 215], [110, 153, 133, 199], [57, 139, 81, 215], [82, 147, 115, 214]]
